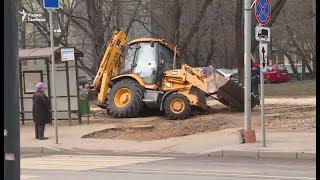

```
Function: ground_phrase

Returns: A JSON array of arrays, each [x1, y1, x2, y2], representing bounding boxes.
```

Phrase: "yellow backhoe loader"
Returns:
[[90, 29, 259, 119]]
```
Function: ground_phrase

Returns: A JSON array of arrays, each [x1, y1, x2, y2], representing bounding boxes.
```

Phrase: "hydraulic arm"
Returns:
[[90, 30, 126, 104]]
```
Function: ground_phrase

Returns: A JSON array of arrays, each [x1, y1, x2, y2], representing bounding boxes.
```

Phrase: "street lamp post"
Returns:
[[4, 0, 20, 179], [244, 0, 252, 131], [48, 9, 59, 144]]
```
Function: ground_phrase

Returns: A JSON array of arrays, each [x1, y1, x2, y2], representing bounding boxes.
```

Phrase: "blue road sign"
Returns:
[[255, 0, 271, 25], [43, 0, 59, 9]]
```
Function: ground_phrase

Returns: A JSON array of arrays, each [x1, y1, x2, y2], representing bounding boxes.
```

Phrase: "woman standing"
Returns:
[[32, 82, 52, 140]]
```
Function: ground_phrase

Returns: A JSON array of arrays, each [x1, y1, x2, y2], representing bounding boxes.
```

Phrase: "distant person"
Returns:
[[32, 82, 52, 140], [251, 66, 260, 97], [79, 84, 90, 100]]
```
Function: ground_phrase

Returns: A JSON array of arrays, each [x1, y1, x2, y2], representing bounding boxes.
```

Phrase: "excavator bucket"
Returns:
[[206, 70, 259, 111]]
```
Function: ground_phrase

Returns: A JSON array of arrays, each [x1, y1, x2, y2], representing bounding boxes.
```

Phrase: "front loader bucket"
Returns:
[[206, 71, 259, 111]]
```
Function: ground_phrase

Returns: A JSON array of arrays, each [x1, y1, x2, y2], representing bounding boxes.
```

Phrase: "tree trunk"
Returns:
[[17, 0, 26, 48], [268, 40, 273, 64], [235, 0, 244, 83], [85, 0, 105, 72], [173, 0, 182, 43], [301, 59, 305, 80], [20, 22, 27, 48], [150, 0, 181, 42], [284, 23, 313, 77], [279, 47, 298, 75], [277, 49, 284, 64], [115, 0, 123, 29], [312, 0, 316, 79], [180, 0, 213, 53], [224, 35, 228, 68]]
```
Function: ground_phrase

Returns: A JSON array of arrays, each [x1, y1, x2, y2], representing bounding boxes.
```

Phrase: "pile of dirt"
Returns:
[[264, 104, 316, 129], [82, 116, 227, 141], [84, 103, 315, 141]]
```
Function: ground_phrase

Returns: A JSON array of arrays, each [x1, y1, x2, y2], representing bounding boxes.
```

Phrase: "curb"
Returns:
[[207, 150, 316, 160], [21, 147, 61, 153], [21, 147, 316, 160]]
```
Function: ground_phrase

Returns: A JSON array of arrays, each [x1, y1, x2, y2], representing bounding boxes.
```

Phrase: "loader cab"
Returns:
[[120, 39, 179, 85]]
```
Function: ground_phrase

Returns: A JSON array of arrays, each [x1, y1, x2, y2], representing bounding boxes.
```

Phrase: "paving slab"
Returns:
[[222, 150, 258, 158], [258, 151, 298, 159], [297, 152, 316, 160]]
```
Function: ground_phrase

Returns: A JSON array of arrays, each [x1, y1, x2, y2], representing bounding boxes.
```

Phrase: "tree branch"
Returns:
[[179, 0, 213, 51]]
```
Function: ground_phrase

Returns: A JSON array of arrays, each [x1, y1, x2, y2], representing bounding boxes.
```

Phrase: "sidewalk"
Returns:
[[20, 121, 316, 158]]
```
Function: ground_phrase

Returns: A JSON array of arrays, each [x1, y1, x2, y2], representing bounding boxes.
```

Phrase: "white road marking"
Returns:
[[21, 175, 40, 179], [103, 169, 316, 180], [21, 155, 173, 171]]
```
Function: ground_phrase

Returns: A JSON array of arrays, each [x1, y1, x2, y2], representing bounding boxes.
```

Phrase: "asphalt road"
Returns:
[[21, 152, 316, 180]]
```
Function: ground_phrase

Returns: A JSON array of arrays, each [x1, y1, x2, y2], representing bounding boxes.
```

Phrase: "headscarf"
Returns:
[[36, 82, 46, 91]]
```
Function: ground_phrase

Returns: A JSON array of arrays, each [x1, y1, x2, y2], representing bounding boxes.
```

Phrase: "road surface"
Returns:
[[21, 152, 315, 180]]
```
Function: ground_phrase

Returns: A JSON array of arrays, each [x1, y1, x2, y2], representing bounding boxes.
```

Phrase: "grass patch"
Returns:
[[262, 80, 316, 97]]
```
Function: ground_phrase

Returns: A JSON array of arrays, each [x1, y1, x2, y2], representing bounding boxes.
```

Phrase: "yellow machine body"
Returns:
[[90, 29, 258, 119], [90, 30, 127, 104]]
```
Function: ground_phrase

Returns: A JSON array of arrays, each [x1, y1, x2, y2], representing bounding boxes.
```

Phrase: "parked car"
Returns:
[[264, 64, 290, 84]]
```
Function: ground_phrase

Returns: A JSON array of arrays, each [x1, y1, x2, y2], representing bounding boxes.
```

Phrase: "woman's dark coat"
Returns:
[[32, 90, 52, 124]]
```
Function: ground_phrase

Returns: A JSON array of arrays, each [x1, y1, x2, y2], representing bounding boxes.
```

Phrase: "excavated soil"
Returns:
[[264, 104, 316, 129], [83, 102, 316, 141]]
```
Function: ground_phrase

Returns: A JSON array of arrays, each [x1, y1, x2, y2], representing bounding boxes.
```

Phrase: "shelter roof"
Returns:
[[19, 47, 84, 61]]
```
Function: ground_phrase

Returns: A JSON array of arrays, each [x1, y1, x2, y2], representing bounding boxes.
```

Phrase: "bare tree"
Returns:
[[17, 0, 314, 80]]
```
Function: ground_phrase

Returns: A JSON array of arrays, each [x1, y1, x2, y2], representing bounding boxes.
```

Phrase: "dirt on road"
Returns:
[[83, 98, 316, 141]]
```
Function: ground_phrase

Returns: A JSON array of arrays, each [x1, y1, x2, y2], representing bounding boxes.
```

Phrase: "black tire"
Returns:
[[107, 79, 143, 118], [163, 93, 191, 120]]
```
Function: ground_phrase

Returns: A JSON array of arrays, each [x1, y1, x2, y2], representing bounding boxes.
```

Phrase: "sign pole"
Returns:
[[259, 42, 266, 147], [49, 9, 58, 144], [244, 0, 252, 131], [255, 0, 270, 146]]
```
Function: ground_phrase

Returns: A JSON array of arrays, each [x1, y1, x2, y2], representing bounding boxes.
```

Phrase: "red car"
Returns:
[[263, 65, 290, 84]]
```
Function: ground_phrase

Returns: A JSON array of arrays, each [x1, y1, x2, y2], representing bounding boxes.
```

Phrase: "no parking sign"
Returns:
[[255, 0, 271, 26]]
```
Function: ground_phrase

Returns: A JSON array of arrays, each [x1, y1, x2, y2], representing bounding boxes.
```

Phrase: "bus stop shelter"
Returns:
[[19, 47, 85, 125]]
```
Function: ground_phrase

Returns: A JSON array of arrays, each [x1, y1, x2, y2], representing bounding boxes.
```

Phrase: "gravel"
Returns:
[[84, 103, 316, 141], [264, 104, 316, 129]]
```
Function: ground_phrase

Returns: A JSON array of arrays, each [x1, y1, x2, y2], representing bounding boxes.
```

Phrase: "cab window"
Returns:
[[158, 45, 174, 70]]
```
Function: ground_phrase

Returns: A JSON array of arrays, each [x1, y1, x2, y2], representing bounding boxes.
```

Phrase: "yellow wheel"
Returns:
[[107, 79, 143, 118], [114, 88, 132, 108], [169, 98, 185, 114], [164, 93, 190, 120]]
